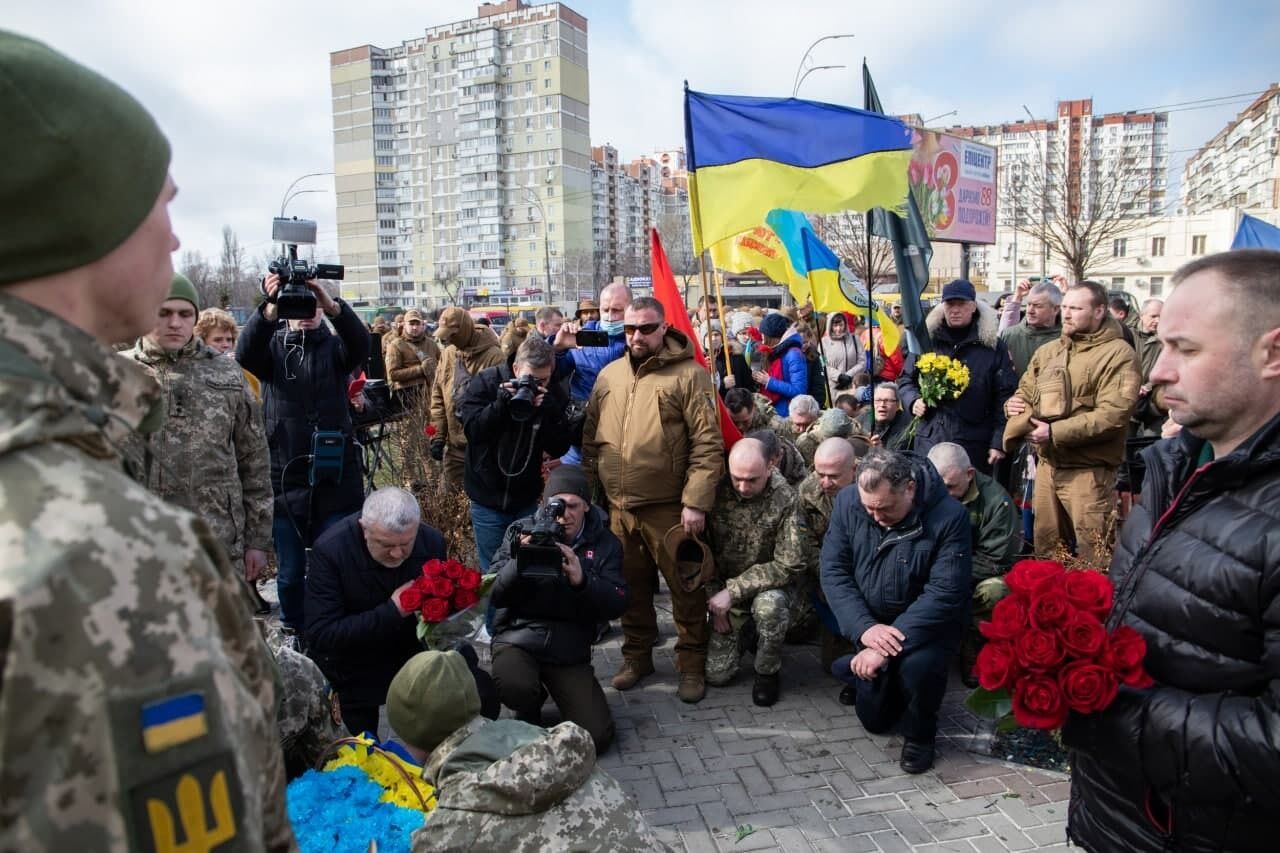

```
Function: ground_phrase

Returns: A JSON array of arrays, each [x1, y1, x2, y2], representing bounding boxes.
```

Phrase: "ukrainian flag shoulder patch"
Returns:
[[141, 692, 208, 753]]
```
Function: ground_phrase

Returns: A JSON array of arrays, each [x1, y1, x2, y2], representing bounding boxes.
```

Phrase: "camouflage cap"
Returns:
[[662, 524, 715, 593], [387, 651, 481, 752]]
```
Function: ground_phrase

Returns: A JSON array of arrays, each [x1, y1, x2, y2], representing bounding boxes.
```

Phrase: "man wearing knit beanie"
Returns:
[[388, 651, 670, 852], [0, 32, 294, 852]]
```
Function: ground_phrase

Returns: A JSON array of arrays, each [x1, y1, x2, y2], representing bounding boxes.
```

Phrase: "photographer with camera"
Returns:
[[488, 465, 628, 753], [237, 265, 370, 635], [457, 335, 571, 570]]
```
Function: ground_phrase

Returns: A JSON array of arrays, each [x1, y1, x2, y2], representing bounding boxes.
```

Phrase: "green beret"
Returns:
[[0, 31, 171, 285], [168, 273, 199, 311]]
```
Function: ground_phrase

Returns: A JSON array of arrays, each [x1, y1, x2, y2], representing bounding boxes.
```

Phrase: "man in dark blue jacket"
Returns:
[[488, 465, 628, 753], [237, 274, 370, 633], [821, 448, 972, 773]]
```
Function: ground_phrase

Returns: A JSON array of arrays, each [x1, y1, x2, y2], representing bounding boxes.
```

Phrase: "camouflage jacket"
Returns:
[[742, 395, 807, 485], [0, 295, 295, 852], [794, 412, 866, 469], [412, 717, 671, 852], [797, 472, 835, 569], [120, 335, 273, 563], [708, 470, 809, 604], [263, 624, 344, 779]]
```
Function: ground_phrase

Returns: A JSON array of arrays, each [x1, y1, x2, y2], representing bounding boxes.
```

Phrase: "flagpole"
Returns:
[[701, 251, 733, 377]]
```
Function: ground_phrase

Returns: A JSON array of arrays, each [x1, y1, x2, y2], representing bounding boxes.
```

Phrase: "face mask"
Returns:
[[600, 318, 624, 336]]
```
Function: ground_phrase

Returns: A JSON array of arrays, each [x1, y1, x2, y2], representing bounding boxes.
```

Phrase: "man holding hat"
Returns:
[[387, 651, 669, 852], [487, 464, 628, 753], [121, 274, 274, 589], [384, 307, 439, 403], [0, 31, 293, 851], [897, 278, 1017, 474]]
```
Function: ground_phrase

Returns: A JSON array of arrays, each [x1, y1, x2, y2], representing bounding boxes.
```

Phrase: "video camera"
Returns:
[[266, 217, 345, 320], [513, 497, 567, 579], [506, 374, 544, 422]]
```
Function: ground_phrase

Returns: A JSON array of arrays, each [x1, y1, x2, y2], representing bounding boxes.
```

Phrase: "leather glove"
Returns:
[[429, 438, 446, 461]]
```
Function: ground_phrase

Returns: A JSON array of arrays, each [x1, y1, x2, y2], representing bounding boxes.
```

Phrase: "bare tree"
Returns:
[[179, 250, 220, 310], [1007, 139, 1157, 285], [559, 249, 595, 303], [433, 264, 465, 307], [655, 208, 699, 293], [216, 226, 248, 310], [819, 212, 895, 287]]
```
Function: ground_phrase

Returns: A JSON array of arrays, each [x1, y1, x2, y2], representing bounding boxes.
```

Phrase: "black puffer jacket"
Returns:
[[237, 302, 370, 538], [1064, 413, 1280, 852], [490, 505, 628, 666], [898, 301, 1016, 458], [819, 453, 972, 654]]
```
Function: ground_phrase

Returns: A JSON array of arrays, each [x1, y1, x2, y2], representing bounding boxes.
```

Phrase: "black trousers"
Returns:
[[831, 642, 950, 742], [491, 643, 615, 754]]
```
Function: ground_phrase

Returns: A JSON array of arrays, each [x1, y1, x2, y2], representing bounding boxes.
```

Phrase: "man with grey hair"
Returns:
[[1000, 279, 1063, 379], [788, 393, 822, 434], [821, 448, 971, 774], [305, 486, 448, 736], [458, 334, 572, 570]]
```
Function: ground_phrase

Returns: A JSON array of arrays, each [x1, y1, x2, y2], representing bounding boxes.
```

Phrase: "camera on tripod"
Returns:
[[506, 374, 544, 422], [513, 497, 567, 579], [266, 217, 345, 320]]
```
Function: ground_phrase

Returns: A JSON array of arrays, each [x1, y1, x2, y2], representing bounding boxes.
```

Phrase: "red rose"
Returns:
[[425, 423, 437, 438], [1005, 560, 1067, 596], [979, 595, 1030, 641], [1064, 569, 1113, 618], [457, 570, 481, 591], [453, 589, 480, 611], [398, 586, 424, 612], [1015, 628, 1067, 671], [974, 641, 1019, 691], [432, 578, 455, 599], [1061, 609, 1107, 659], [420, 597, 451, 623], [1029, 589, 1072, 631], [443, 560, 465, 580], [1011, 673, 1069, 729], [1058, 661, 1119, 714], [422, 559, 445, 577], [1102, 626, 1153, 687]]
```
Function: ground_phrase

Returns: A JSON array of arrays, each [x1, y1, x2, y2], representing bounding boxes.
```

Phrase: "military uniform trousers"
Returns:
[[490, 644, 615, 754], [442, 445, 466, 491], [706, 585, 802, 686], [1032, 460, 1117, 566], [610, 503, 708, 674]]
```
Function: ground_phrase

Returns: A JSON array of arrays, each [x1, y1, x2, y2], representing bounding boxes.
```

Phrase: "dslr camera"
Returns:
[[266, 217, 345, 320], [513, 497, 566, 579], [505, 374, 544, 422]]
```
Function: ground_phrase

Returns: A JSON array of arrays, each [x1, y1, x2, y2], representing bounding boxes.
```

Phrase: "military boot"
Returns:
[[752, 672, 780, 707], [678, 672, 706, 703], [611, 658, 654, 691]]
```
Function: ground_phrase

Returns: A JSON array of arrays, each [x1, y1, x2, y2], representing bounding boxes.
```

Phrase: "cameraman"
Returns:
[[457, 335, 571, 570], [237, 273, 370, 634], [489, 465, 628, 753]]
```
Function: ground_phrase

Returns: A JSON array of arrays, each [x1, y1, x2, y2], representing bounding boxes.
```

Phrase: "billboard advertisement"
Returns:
[[909, 129, 997, 245]]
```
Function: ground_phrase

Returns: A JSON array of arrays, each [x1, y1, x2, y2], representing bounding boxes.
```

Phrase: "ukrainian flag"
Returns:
[[684, 88, 913, 254], [141, 692, 208, 753]]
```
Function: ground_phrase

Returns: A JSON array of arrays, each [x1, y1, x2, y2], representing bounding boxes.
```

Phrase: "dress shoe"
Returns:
[[838, 685, 857, 706], [678, 672, 706, 703], [752, 672, 780, 707], [610, 659, 654, 691], [900, 737, 936, 774]]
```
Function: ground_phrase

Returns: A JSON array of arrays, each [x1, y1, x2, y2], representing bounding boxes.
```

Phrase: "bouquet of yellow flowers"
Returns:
[[904, 353, 970, 444]]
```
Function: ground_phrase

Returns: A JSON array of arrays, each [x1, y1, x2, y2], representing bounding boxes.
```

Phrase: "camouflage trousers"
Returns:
[[706, 585, 804, 685], [972, 577, 1010, 626]]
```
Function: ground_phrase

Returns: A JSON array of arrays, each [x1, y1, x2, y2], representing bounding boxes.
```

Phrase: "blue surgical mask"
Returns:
[[600, 318, 624, 336]]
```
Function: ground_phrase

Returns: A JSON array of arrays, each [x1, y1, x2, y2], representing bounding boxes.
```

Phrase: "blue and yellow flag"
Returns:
[[684, 88, 913, 253]]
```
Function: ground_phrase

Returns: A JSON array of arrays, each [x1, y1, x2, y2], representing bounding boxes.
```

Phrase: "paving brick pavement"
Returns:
[[577, 589, 1073, 853]]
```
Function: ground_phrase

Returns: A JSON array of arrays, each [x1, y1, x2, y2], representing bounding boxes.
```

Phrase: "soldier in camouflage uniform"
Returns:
[[795, 407, 865, 468], [386, 651, 671, 852], [120, 274, 273, 583], [0, 30, 293, 851], [798, 438, 860, 668], [263, 623, 345, 779], [705, 438, 809, 706], [730, 387, 807, 484]]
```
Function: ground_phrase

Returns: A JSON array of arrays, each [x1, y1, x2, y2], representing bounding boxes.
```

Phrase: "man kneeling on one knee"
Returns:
[[821, 448, 972, 774], [488, 465, 628, 753], [705, 438, 809, 707]]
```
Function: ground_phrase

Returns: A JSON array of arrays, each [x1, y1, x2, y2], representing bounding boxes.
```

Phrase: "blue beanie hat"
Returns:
[[760, 312, 790, 340]]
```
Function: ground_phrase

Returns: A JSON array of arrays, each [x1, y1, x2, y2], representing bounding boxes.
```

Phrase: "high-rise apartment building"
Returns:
[[330, 1, 591, 310], [1181, 84, 1280, 213], [590, 144, 691, 282]]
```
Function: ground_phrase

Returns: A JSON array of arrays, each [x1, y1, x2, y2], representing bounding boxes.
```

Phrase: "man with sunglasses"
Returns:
[[583, 297, 724, 703]]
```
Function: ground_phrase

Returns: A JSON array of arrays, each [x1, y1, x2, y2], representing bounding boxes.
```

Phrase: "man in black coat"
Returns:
[[304, 487, 447, 737], [457, 334, 571, 571], [488, 465, 628, 754], [1064, 249, 1280, 852], [237, 274, 370, 632], [898, 279, 1017, 474], [820, 448, 971, 774]]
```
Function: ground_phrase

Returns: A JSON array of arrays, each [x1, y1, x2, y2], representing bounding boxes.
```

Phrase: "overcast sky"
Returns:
[[8, 0, 1278, 266]]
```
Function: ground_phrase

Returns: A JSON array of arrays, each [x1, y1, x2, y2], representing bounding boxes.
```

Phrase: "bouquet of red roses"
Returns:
[[397, 558, 496, 649], [966, 559, 1152, 730]]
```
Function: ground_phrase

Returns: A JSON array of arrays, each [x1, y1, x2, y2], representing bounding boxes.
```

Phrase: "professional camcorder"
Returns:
[[506, 374, 544, 422], [266, 217, 345, 320], [513, 497, 567, 579]]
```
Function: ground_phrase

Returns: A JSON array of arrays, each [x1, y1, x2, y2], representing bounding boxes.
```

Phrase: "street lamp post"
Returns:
[[279, 172, 334, 217], [923, 110, 959, 126], [523, 187, 553, 306], [793, 65, 845, 97], [791, 34, 855, 97], [1022, 105, 1049, 280]]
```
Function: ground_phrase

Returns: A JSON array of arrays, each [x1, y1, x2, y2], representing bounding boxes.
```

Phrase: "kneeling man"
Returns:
[[821, 448, 971, 773]]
